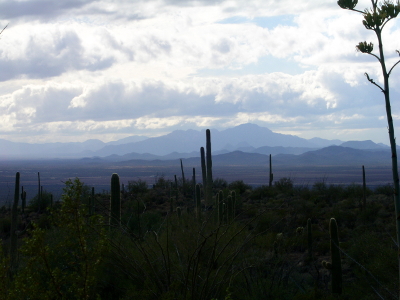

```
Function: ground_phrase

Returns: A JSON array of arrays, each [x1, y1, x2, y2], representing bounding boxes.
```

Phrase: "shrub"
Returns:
[[274, 177, 293, 194], [28, 190, 53, 212], [128, 179, 149, 195], [213, 178, 228, 190], [228, 180, 252, 195], [375, 183, 393, 197], [8, 178, 107, 300], [0, 217, 11, 237]]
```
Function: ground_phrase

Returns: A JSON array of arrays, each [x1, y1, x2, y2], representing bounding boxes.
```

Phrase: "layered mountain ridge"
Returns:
[[0, 123, 390, 161]]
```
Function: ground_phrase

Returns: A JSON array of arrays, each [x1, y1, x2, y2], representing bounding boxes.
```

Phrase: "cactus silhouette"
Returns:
[[180, 159, 186, 196], [110, 173, 121, 227], [10, 172, 20, 272], [200, 147, 207, 203], [269, 154, 273, 187], [206, 129, 213, 207], [323, 218, 342, 294]]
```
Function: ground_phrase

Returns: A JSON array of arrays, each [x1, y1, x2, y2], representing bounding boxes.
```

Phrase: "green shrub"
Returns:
[[28, 190, 53, 212], [7, 178, 107, 300]]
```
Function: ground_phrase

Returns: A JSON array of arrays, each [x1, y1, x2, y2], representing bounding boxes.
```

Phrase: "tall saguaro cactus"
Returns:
[[337, 0, 400, 292], [206, 129, 213, 206], [10, 172, 20, 272], [322, 218, 342, 294], [200, 147, 207, 202], [330, 218, 342, 294], [110, 173, 121, 227], [269, 154, 273, 188], [180, 159, 186, 196]]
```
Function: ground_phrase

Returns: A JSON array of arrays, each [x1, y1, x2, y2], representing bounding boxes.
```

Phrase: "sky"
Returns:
[[0, 0, 399, 145]]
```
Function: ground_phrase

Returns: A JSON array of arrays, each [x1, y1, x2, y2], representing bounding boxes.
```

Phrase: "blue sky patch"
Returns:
[[217, 15, 296, 29]]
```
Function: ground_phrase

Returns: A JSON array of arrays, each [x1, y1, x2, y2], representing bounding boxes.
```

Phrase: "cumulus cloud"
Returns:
[[0, 0, 399, 144]]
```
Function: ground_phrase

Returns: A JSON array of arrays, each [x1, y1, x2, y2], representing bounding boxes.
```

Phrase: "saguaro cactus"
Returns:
[[110, 173, 121, 226], [180, 159, 186, 196], [269, 154, 274, 188], [322, 218, 342, 294], [200, 147, 207, 199], [206, 129, 213, 206], [10, 172, 20, 271]]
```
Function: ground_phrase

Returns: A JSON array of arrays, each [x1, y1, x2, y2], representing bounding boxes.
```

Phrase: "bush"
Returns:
[[8, 178, 107, 300], [213, 178, 228, 190], [153, 174, 171, 190], [375, 183, 393, 197], [128, 179, 149, 195], [28, 190, 53, 212], [228, 180, 252, 195], [274, 177, 293, 194], [0, 216, 11, 236]]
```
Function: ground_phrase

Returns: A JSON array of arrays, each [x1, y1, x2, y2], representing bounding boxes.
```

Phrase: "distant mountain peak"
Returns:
[[340, 140, 388, 150]]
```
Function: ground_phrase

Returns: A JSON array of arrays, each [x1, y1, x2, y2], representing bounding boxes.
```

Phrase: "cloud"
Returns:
[[0, 0, 399, 144], [0, 0, 95, 20], [0, 25, 116, 80], [2, 63, 395, 140]]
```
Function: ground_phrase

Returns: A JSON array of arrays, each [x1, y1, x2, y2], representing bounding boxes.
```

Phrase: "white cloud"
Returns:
[[0, 0, 399, 144]]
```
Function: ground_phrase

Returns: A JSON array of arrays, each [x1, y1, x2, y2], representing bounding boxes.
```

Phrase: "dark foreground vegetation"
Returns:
[[0, 172, 397, 299]]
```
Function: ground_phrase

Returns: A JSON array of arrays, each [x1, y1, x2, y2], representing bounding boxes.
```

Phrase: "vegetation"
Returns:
[[337, 0, 400, 294], [0, 170, 397, 299], [0, 130, 398, 299]]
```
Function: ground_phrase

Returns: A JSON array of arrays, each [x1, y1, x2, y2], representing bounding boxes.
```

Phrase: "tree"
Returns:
[[337, 0, 400, 295]]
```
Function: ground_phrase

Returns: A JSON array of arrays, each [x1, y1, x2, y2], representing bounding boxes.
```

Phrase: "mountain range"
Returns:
[[0, 123, 390, 162], [88, 146, 388, 167]]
